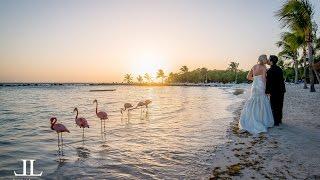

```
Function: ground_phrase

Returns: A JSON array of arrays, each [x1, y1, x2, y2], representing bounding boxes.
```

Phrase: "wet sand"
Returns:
[[210, 84, 320, 179]]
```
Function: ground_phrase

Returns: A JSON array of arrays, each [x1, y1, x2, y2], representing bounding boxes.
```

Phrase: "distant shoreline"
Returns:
[[0, 82, 245, 88]]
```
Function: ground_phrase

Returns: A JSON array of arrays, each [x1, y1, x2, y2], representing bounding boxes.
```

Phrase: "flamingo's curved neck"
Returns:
[[95, 102, 98, 114], [75, 109, 78, 119], [51, 118, 57, 130]]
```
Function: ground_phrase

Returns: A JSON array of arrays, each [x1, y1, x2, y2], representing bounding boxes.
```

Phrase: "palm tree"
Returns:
[[276, 32, 303, 84], [200, 67, 208, 83], [228, 62, 239, 83], [144, 73, 152, 83], [315, 36, 320, 52], [180, 65, 189, 82], [167, 72, 175, 83], [137, 75, 143, 84], [156, 69, 165, 83], [302, 46, 308, 88], [278, 59, 293, 81], [278, 59, 285, 69], [180, 65, 189, 73], [313, 32, 320, 83], [276, 0, 316, 91], [123, 74, 133, 84]]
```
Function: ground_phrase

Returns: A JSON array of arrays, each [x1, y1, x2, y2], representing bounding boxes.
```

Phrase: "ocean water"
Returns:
[[0, 85, 242, 179]]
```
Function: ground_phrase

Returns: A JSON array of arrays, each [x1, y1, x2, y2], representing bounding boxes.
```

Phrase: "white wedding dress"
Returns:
[[239, 75, 274, 134]]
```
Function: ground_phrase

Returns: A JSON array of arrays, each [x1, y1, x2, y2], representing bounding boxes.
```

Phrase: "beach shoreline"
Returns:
[[0, 82, 243, 88], [210, 84, 320, 179]]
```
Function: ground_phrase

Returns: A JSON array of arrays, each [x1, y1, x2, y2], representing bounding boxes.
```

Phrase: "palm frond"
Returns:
[[275, 0, 314, 34]]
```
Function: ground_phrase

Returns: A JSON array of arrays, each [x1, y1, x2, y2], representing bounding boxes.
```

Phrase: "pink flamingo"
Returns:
[[50, 117, 70, 147], [120, 103, 134, 114], [134, 101, 146, 114], [144, 99, 152, 108], [93, 99, 108, 132], [135, 101, 145, 108], [73, 107, 89, 140]]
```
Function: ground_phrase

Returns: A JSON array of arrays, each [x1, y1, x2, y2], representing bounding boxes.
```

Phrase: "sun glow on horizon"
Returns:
[[130, 52, 170, 79]]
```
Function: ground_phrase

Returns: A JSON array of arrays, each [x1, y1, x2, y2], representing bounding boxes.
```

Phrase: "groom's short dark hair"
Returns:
[[269, 55, 278, 64]]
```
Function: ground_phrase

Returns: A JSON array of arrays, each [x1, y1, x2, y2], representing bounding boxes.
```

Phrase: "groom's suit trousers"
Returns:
[[270, 93, 284, 124]]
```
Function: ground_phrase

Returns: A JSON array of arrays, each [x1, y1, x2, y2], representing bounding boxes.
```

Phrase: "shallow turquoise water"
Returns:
[[0, 85, 239, 179]]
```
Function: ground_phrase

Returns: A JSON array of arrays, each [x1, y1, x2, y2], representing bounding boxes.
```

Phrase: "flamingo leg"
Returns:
[[127, 110, 132, 122], [103, 119, 106, 132], [100, 120, 102, 133], [58, 133, 61, 147], [82, 128, 84, 140], [61, 133, 64, 154], [61, 133, 63, 146]]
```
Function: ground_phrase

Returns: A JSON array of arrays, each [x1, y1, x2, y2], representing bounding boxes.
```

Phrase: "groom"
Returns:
[[266, 55, 286, 126]]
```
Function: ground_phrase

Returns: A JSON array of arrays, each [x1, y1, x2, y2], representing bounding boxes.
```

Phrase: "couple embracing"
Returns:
[[239, 55, 286, 134]]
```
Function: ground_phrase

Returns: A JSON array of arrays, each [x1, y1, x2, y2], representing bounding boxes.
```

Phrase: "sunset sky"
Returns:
[[0, 0, 319, 83]]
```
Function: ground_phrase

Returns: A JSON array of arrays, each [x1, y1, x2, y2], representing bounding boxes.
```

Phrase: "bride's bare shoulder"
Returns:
[[252, 64, 259, 70], [253, 64, 266, 69]]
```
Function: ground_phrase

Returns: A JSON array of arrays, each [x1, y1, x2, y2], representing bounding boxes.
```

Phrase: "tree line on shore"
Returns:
[[123, 62, 248, 84]]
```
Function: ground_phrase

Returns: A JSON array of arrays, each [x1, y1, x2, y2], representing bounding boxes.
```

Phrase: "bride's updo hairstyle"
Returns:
[[258, 54, 267, 65]]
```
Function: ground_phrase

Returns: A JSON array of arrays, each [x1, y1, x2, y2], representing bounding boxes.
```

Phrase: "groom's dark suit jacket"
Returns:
[[265, 65, 286, 95], [266, 64, 286, 125]]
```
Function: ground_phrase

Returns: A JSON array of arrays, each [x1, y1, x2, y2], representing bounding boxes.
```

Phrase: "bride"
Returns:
[[239, 55, 274, 134]]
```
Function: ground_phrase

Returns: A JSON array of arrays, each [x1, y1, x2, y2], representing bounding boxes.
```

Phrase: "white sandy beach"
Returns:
[[210, 84, 320, 179]]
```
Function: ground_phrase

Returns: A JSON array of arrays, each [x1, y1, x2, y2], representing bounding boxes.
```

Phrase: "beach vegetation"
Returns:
[[123, 74, 133, 84], [276, 0, 318, 91], [156, 69, 166, 84]]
